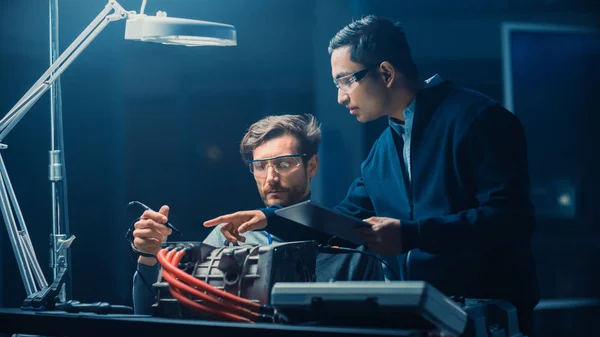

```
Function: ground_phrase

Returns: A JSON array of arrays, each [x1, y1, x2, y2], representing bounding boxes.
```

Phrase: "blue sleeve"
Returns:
[[401, 106, 535, 253], [132, 262, 160, 315], [333, 177, 377, 220], [259, 204, 283, 220]]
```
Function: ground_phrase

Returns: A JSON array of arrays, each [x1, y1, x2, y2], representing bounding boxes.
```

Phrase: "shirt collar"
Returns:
[[389, 74, 444, 132], [425, 73, 444, 87]]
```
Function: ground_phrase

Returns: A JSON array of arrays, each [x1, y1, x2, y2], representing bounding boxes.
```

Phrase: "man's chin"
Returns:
[[356, 114, 369, 123], [263, 190, 307, 207], [357, 113, 382, 123], [264, 196, 289, 207]]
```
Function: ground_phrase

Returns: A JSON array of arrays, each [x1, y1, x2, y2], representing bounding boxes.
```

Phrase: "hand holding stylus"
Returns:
[[132, 205, 173, 263]]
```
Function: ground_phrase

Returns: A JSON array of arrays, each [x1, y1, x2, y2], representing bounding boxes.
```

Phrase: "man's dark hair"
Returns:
[[240, 114, 321, 163], [328, 15, 420, 85]]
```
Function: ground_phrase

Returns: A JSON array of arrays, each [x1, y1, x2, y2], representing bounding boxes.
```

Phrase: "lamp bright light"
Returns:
[[124, 12, 237, 47]]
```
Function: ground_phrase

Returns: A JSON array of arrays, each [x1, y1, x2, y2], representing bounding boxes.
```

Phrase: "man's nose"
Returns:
[[337, 88, 349, 105], [265, 165, 279, 183]]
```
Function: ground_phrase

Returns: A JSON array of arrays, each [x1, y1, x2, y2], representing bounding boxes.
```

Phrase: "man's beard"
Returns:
[[260, 179, 309, 207]]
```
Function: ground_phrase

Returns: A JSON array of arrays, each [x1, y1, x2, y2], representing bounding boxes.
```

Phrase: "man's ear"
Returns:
[[307, 155, 318, 179], [379, 61, 396, 88]]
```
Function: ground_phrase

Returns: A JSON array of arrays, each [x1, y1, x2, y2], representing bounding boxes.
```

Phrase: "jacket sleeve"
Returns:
[[401, 105, 535, 253], [132, 263, 160, 315], [333, 177, 377, 220]]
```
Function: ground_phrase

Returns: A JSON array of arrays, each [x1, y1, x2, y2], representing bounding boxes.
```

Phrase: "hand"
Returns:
[[133, 205, 172, 265], [354, 216, 403, 256], [203, 210, 267, 244]]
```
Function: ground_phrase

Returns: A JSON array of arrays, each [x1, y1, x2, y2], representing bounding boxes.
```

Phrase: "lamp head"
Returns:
[[124, 11, 237, 47]]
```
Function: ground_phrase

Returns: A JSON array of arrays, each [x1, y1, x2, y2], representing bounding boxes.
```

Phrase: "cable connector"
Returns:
[[55, 300, 133, 314]]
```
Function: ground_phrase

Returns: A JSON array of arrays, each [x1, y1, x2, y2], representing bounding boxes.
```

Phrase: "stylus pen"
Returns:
[[127, 201, 182, 235]]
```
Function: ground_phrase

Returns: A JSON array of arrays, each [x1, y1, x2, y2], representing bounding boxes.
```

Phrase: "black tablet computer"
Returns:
[[274, 200, 370, 247]]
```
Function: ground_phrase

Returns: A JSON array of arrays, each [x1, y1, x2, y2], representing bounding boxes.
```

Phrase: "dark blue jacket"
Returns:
[[335, 81, 539, 312]]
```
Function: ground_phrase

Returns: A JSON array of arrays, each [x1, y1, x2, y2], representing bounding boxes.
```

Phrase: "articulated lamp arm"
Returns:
[[0, 0, 130, 301]]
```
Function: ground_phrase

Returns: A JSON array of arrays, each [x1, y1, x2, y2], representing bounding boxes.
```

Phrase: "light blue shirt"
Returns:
[[389, 74, 444, 183], [384, 74, 444, 281]]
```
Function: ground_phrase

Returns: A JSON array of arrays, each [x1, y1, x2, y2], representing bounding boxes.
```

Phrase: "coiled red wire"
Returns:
[[157, 247, 263, 323]]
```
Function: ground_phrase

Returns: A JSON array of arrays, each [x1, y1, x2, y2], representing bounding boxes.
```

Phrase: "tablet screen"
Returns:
[[275, 200, 369, 247]]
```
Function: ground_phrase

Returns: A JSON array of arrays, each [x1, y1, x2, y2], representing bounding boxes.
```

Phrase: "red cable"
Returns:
[[165, 247, 177, 261], [162, 249, 253, 323], [170, 249, 260, 318], [168, 287, 252, 323], [157, 248, 261, 310], [162, 249, 260, 320], [166, 253, 251, 323]]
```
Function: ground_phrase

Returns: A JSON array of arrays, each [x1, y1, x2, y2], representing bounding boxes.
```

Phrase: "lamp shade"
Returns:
[[124, 12, 237, 47]]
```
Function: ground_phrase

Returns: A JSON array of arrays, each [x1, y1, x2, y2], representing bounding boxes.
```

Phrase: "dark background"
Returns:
[[1, 0, 598, 335]]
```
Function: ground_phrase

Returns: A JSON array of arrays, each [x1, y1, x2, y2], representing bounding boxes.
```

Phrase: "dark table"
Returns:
[[0, 308, 423, 337]]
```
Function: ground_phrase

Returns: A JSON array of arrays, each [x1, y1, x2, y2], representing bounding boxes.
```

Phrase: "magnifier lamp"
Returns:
[[0, 0, 236, 310]]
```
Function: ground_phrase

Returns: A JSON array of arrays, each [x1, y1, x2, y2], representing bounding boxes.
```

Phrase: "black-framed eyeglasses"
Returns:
[[247, 154, 307, 176], [333, 66, 375, 92]]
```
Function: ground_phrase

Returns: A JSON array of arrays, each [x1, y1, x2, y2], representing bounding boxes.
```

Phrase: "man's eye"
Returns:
[[277, 160, 291, 169], [254, 162, 266, 170], [341, 77, 353, 86]]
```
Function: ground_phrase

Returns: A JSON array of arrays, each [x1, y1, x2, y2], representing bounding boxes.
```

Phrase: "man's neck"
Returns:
[[388, 81, 423, 121]]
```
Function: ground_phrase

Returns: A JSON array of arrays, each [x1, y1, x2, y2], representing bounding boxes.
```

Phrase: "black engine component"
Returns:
[[152, 240, 317, 319]]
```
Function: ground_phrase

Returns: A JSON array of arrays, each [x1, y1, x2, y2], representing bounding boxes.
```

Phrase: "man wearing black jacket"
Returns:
[[206, 15, 539, 334]]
